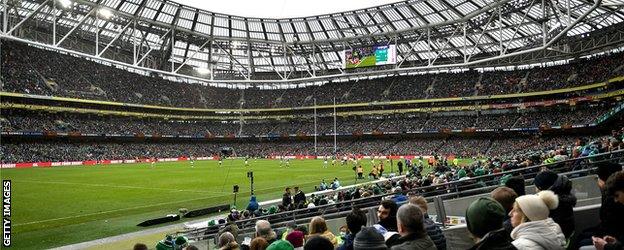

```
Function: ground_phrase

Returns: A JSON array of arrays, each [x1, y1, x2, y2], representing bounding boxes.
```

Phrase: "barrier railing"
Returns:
[[181, 149, 623, 243]]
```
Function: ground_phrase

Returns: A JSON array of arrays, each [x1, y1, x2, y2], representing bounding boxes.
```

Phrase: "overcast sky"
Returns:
[[173, 0, 402, 19]]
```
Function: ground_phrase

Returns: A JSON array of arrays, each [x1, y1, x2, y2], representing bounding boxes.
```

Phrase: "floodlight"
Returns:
[[58, 0, 72, 8], [195, 67, 211, 75], [98, 8, 114, 19]]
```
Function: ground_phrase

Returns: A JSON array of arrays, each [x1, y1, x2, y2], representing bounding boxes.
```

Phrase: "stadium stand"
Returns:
[[2, 0, 624, 249], [2, 41, 623, 109]]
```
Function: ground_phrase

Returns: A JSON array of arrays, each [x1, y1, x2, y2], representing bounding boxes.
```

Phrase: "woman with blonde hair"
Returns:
[[509, 190, 566, 250], [307, 216, 338, 246]]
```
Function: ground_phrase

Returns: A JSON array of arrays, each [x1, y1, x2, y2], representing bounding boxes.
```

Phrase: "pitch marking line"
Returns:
[[13, 180, 229, 194], [13, 174, 358, 227]]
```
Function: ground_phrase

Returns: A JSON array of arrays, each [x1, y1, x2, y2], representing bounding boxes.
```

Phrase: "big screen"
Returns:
[[343, 44, 396, 69]]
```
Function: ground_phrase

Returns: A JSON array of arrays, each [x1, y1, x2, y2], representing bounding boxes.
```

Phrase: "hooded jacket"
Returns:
[[511, 218, 566, 250], [246, 196, 259, 212], [548, 175, 577, 238]]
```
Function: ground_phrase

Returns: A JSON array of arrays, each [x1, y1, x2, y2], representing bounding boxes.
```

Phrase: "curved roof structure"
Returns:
[[1, 0, 623, 85]]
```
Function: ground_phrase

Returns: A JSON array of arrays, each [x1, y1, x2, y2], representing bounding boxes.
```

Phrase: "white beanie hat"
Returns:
[[515, 190, 559, 221]]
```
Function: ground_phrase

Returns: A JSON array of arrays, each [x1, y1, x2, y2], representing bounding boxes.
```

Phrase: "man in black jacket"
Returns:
[[293, 186, 306, 209], [534, 170, 577, 238], [282, 187, 292, 210]]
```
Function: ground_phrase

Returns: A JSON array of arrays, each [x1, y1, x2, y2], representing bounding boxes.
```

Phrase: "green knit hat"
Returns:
[[457, 168, 467, 179], [267, 240, 295, 250], [156, 235, 174, 250], [268, 205, 278, 214], [465, 197, 506, 238]]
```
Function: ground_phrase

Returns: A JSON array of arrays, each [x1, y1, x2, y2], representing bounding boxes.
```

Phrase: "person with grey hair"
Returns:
[[255, 220, 278, 245], [218, 232, 240, 250], [387, 204, 436, 250]]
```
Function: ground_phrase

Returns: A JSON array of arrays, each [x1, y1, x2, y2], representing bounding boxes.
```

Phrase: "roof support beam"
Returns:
[[56, 7, 96, 47], [7, 0, 50, 35], [174, 39, 210, 73], [134, 29, 171, 66], [97, 21, 132, 57]]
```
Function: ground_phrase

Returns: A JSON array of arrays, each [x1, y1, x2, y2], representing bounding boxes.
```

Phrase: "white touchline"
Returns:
[[14, 173, 360, 226]]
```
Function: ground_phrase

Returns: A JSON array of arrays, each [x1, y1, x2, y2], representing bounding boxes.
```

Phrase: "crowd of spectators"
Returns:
[[2, 127, 622, 164], [0, 104, 611, 137], [183, 141, 624, 250], [3, 41, 623, 109]]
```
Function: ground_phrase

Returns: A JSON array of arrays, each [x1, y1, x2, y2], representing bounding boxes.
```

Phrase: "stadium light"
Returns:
[[58, 0, 72, 8], [195, 67, 211, 75], [98, 8, 114, 19]]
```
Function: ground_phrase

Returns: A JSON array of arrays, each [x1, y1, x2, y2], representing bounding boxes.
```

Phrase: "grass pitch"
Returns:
[[2, 158, 396, 249]]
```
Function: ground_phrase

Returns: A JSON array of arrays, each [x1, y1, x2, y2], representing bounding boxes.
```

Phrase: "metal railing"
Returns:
[[181, 149, 623, 242]]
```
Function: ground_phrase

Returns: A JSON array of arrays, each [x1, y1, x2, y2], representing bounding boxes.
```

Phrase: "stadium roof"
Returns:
[[1, 0, 624, 85]]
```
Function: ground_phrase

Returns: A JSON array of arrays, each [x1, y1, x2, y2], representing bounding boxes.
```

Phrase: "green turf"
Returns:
[[2, 158, 398, 249], [346, 55, 377, 68]]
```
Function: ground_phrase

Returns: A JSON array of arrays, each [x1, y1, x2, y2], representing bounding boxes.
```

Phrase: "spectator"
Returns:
[[267, 240, 294, 250], [250, 237, 269, 250], [591, 169, 624, 250], [386, 203, 436, 250], [219, 232, 240, 250], [293, 187, 306, 209], [578, 163, 624, 248], [409, 196, 446, 250], [505, 176, 526, 196], [534, 170, 577, 238], [377, 199, 399, 232], [338, 208, 367, 250], [590, 171, 624, 250], [597, 163, 624, 242], [353, 227, 387, 250], [283, 188, 293, 209], [465, 197, 516, 250], [247, 196, 259, 212], [490, 187, 518, 234], [510, 191, 566, 250], [303, 236, 333, 250], [307, 216, 338, 246], [134, 243, 148, 250], [285, 231, 305, 250], [255, 220, 278, 245]]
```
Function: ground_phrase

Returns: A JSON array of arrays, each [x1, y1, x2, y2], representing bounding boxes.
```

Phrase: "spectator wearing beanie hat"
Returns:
[[465, 197, 516, 250], [505, 176, 526, 196], [304, 236, 333, 250], [267, 240, 294, 250], [534, 170, 576, 238], [286, 231, 305, 250], [353, 227, 387, 250], [510, 190, 566, 250]]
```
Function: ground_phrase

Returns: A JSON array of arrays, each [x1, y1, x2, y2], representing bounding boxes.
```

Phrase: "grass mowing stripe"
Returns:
[[13, 171, 356, 227], [13, 179, 230, 194], [3, 158, 405, 249]]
